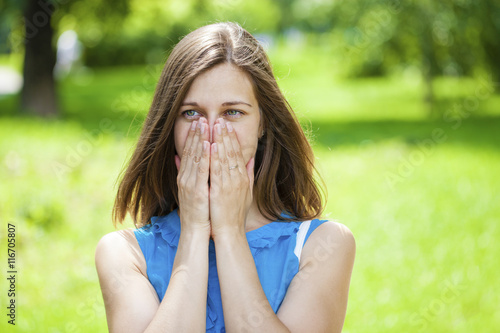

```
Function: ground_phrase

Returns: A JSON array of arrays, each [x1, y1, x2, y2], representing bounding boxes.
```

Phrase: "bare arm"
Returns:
[[213, 221, 355, 332], [209, 119, 356, 331], [214, 230, 292, 332], [95, 228, 210, 332], [96, 119, 213, 332], [277, 221, 356, 332], [208, 118, 287, 331]]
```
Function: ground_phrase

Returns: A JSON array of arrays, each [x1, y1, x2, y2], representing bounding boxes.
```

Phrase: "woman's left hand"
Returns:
[[209, 118, 255, 239]]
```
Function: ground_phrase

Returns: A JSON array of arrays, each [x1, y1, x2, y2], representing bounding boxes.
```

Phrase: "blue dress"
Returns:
[[134, 209, 328, 332]]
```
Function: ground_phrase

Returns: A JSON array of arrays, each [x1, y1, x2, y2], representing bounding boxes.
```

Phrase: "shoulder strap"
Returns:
[[294, 219, 329, 263], [293, 220, 311, 263], [304, 219, 329, 243]]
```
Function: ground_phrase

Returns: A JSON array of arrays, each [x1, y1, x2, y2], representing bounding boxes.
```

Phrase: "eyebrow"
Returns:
[[222, 101, 252, 107], [181, 101, 252, 107]]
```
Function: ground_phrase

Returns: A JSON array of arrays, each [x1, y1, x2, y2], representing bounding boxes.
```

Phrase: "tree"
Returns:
[[21, 0, 58, 116], [295, 0, 500, 115], [2, 0, 129, 116]]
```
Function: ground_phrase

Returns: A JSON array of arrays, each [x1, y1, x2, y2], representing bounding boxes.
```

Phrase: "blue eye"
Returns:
[[225, 110, 242, 117], [182, 110, 200, 119]]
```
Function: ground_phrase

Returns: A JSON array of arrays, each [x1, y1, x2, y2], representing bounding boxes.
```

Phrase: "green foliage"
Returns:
[[81, 0, 284, 66], [0, 43, 499, 332], [2, 0, 499, 79], [323, 0, 500, 80]]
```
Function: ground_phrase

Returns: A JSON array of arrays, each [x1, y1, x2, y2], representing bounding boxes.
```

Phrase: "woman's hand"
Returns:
[[209, 118, 255, 239], [175, 118, 211, 234]]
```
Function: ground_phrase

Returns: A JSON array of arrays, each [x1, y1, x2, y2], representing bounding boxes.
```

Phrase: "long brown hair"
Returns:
[[113, 22, 325, 227]]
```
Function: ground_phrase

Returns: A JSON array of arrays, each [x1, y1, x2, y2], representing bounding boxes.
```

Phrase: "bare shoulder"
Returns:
[[95, 229, 137, 257], [95, 229, 146, 276], [316, 220, 355, 247], [277, 220, 355, 331], [96, 228, 138, 251], [300, 220, 356, 269], [95, 229, 159, 331]]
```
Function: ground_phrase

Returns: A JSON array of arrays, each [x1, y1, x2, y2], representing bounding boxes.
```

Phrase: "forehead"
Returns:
[[184, 63, 257, 105]]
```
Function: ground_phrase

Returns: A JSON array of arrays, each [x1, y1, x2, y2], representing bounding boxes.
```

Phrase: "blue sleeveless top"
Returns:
[[134, 209, 328, 332]]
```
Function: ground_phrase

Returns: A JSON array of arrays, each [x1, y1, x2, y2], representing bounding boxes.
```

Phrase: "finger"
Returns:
[[225, 121, 246, 177], [220, 119, 240, 178], [195, 140, 210, 188], [179, 120, 198, 172], [246, 157, 255, 195], [191, 122, 207, 175], [181, 121, 202, 183], [175, 155, 181, 171], [210, 142, 222, 190], [200, 118, 210, 144], [214, 122, 229, 186]]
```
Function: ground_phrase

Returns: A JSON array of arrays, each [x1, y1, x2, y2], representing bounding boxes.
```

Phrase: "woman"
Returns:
[[96, 22, 355, 332]]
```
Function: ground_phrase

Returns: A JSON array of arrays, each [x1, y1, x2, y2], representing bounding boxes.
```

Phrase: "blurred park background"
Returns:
[[1, 0, 499, 331]]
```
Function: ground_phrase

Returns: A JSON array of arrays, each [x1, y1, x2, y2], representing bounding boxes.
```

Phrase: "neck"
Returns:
[[245, 199, 272, 232]]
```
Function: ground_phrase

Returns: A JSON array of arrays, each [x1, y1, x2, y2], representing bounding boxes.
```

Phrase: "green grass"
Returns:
[[1, 47, 499, 332]]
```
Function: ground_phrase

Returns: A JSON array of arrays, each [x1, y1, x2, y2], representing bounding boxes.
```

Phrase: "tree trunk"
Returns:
[[419, 10, 435, 118], [481, 1, 500, 91], [21, 0, 58, 116], [422, 53, 434, 117]]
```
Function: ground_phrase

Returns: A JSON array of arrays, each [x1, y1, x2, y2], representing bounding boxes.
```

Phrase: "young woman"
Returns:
[[95, 22, 355, 333]]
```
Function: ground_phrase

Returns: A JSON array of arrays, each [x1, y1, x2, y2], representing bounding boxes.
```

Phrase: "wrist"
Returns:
[[211, 224, 246, 244], [180, 225, 211, 241]]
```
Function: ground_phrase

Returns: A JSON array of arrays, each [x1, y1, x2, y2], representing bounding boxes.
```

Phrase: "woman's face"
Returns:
[[174, 63, 261, 165]]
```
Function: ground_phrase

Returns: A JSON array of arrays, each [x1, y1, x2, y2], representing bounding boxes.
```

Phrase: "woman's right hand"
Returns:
[[175, 118, 211, 235]]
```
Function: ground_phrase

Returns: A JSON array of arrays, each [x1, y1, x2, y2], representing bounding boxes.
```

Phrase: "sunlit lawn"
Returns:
[[1, 48, 499, 332]]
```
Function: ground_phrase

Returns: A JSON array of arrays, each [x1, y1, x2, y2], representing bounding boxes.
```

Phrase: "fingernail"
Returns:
[[213, 143, 218, 152], [216, 124, 221, 135], [200, 123, 205, 134], [227, 122, 233, 132], [191, 121, 197, 130], [203, 141, 208, 151], [220, 119, 225, 128], [197, 122, 202, 131]]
